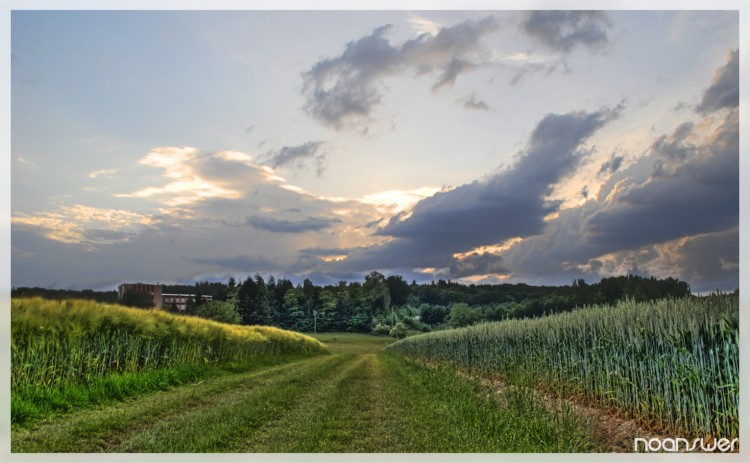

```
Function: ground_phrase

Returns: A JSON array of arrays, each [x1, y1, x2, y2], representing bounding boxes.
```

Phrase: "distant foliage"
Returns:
[[11, 273, 695, 333], [388, 294, 739, 439]]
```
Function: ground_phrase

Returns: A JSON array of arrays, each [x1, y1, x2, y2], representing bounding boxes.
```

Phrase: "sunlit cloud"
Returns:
[[320, 254, 348, 263], [360, 186, 444, 215], [12, 204, 152, 245], [452, 238, 523, 260], [460, 273, 511, 283], [114, 147, 243, 206], [88, 168, 117, 178], [15, 156, 38, 169], [408, 15, 442, 36]]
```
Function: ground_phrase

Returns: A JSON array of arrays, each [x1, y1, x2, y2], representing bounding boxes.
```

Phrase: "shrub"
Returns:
[[389, 323, 408, 339], [372, 323, 391, 336]]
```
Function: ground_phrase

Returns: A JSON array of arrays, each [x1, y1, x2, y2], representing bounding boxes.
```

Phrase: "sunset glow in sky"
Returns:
[[10, 8, 740, 291]]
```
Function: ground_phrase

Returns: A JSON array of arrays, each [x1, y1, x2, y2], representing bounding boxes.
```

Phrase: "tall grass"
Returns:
[[387, 294, 738, 439], [12, 297, 327, 424]]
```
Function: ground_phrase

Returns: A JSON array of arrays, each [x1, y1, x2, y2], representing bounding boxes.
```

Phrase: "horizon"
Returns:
[[13, 272, 715, 296], [11, 10, 739, 293]]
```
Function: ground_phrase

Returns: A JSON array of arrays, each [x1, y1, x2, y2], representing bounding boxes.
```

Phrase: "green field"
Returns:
[[388, 294, 739, 440], [12, 296, 736, 453], [11, 301, 595, 452]]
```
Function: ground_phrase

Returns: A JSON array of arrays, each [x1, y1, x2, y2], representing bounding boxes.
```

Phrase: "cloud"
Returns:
[[449, 252, 508, 278], [302, 17, 499, 132], [598, 152, 624, 175], [380, 107, 619, 246], [329, 106, 620, 273], [12, 141, 396, 288], [696, 49, 738, 114], [115, 147, 244, 206], [408, 16, 441, 36], [15, 156, 38, 169], [246, 215, 341, 234], [12, 162, 385, 288], [584, 109, 738, 250], [189, 255, 277, 272], [461, 92, 491, 110], [359, 186, 443, 215], [572, 228, 738, 293], [522, 11, 612, 53], [88, 168, 117, 178], [263, 141, 327, 176], [12, 204, 153, 246], [494, 103, 738, 291]]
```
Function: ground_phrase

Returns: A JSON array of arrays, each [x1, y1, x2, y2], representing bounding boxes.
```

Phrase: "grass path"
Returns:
[[12, 333, 595, 453]]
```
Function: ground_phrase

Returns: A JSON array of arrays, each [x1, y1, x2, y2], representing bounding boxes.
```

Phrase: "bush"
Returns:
[[447, 302, 483, 328], [195, 300, 241, 324], [389, 323, 408, 339], [372, 323, 391, 336]]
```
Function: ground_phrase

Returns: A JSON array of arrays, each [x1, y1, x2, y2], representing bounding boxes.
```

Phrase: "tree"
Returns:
[[364, 271, 390, 314], [419, 304, 447, 326], [195, 300, 241, 324], [235, 274, 272, 325], [447, 302, 482, 327], [386, 275, 411, 307]]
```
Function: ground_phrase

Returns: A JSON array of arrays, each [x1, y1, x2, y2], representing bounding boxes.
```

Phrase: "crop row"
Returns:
[[11, 297, 327, 391], [387, 295, 739, 438]]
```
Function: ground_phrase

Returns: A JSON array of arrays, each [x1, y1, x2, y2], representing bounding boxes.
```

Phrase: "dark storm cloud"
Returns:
[[584, 109, 738, 250], [264, 141, 326, 175], [247, 215, 341, 234], [190, 255, 276, 272], [330, 106, 619, 276], [379, 107, 620, 250], [449, 253, 508, 278], [523, 11, 612, 52], [297, 247, 351, 258], [302, 17, 499, 131], [661, 228, 738, 292], [598, 152, 624, 175], [696, 49, 738, 114], [81, 229, 134, 243], [496, 96, 738, 292]]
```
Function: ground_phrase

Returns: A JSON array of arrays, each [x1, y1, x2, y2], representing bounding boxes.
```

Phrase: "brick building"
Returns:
[[117, 283, 212, 312], [162, 293, 213, 312], [117, 283, 162, 308]]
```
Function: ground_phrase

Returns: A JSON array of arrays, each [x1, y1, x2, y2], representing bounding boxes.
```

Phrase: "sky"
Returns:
[[9, 8, 741, 292]]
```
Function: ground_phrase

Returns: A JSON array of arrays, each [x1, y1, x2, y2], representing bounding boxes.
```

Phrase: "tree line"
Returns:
[[12, 273, 694, 333]]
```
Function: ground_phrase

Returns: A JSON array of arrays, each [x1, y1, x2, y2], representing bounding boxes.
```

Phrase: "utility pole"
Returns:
[[313, 310, 317, 334]]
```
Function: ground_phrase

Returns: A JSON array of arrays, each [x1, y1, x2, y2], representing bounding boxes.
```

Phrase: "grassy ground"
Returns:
[[305, 332, 396, 354], [12, 332, 595, 453]]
